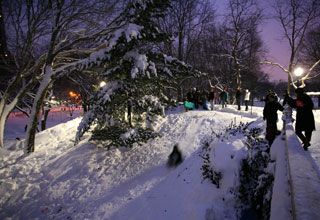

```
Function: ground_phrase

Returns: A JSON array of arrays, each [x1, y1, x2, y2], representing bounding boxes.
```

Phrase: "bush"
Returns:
[[200, 122, 274, 220], [90, 126, 159, 149]]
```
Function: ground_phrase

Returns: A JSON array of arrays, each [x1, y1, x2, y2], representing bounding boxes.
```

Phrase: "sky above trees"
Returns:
[[216, 0, 290, 82]]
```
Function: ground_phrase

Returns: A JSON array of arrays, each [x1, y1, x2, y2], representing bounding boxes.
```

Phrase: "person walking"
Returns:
[[193, 88, 200, 109], [220, 88, 228, 108], [288, 88, 315, 150], [244, 89, 251, 111], [208, 88, 216, 110], [236, 88, 242, 111], [263, 93, 284, 146]]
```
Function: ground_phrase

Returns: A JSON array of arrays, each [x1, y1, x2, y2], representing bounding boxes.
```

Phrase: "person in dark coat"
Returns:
[[220, 88, 228, 108], [236, 88, 242, 110], [193, 88, 200, 109], [282, 89, 290, 106], [263, 93, 284, 146], [186, 88, 194, 103], [167, 144, 183, 168], [261, 89, 272, 106], [288, 88, 315, 150]]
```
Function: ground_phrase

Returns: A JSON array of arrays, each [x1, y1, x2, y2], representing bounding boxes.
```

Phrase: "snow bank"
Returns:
[[1, 105, 320, 219]]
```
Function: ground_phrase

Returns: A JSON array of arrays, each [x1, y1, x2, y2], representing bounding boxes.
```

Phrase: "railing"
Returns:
[[270, 105, 320, 220]]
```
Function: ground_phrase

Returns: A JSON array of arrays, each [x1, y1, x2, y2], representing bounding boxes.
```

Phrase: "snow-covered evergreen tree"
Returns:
[[75, 0, 204, 146]]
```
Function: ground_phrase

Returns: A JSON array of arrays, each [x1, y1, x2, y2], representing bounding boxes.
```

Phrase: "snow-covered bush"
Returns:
[[238, 127, 273, 220], [90, 126, 159, 149], [200, 122, 274, 220]]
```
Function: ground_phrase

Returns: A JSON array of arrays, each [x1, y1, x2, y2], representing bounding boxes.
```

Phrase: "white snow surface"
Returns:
[[1, 105, 320, 220]]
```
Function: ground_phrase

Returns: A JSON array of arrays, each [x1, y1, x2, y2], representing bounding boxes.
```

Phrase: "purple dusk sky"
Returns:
[[215, 0, 290, 82]]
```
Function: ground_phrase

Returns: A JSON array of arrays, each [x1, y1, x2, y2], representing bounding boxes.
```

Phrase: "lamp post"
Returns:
[[99, 81, 106, 87], [294, 67, 304, 87]]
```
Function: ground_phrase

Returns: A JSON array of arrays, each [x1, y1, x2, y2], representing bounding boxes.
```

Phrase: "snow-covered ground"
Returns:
[[1, 105, 320, 219]]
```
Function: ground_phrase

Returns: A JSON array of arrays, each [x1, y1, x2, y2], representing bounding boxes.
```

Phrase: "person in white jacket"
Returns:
[[244, 89, 251, 111]]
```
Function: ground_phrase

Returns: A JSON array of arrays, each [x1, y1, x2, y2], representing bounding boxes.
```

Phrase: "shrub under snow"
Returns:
[[200, 121, 274, 220]]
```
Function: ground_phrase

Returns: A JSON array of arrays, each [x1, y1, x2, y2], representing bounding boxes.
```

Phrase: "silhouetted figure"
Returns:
[[288, 88, 315, 150], [263, 93, 284, 146], [167, 144, 183, 168], [282, 89, 290, 106], [261, 89, 272, 106]]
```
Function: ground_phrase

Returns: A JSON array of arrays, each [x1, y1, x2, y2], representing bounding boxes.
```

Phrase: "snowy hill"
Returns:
[[1, 105, 320, 219]]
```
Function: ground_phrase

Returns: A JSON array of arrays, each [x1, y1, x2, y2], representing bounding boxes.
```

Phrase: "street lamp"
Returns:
[[294, 67, 304, 87], [294, 67, 304, 77], [99, 81, 106, 87]]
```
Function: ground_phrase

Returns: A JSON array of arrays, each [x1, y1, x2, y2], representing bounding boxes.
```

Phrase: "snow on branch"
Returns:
[[259, 61, 290, 74], [301, 58, 320, 81]]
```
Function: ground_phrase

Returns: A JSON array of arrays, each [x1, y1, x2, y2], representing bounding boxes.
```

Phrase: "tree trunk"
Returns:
[[177, 84, 183, 102], [25, 67, 53, 153], [128, 100, 132, 127], [0, 76, 34, 148], [0, 107, 10, 148], [178, 30, 184, 61], [41, 106, 51, 131], [0, 99, 24, 148]]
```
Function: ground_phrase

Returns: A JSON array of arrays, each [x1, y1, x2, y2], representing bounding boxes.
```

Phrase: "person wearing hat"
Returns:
[[288, 87, 315, 150], [244, 89, 251, 111], [263, 93, 284, 146], [220, 88, 228, 108], [208, 88, 216, 110]]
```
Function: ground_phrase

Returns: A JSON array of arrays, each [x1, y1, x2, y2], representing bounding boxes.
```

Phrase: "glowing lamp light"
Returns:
[[99, 81, 106, 87], [69, 91, 76, 97], [294, 67, 304, 77]]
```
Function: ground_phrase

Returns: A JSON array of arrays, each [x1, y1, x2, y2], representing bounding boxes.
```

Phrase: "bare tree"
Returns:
[[224, 0, 263, 90], [300, 25, 320, 81], [0, 0, 51, 149], [0, 0, 122, 150], [24, 0, 123, 153], [270, 0, 320, 92], [157, 0, 215, 100]]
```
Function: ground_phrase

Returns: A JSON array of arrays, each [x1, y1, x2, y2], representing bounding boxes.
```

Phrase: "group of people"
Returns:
[[263, 88, 315, 150], [236, 88, 251, 111], [185, 87, 251, 111], [186, 87, 225, 110], [185, 86, 316, 151]]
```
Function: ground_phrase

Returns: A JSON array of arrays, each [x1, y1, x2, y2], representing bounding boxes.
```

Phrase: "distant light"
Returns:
[[99, 81, 106, 87], [294, 67, 304, 77], [69, 91, 76, 97]]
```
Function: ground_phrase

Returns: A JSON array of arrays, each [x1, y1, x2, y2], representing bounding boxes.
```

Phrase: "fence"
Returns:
[[270, 105, 320, 220]]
